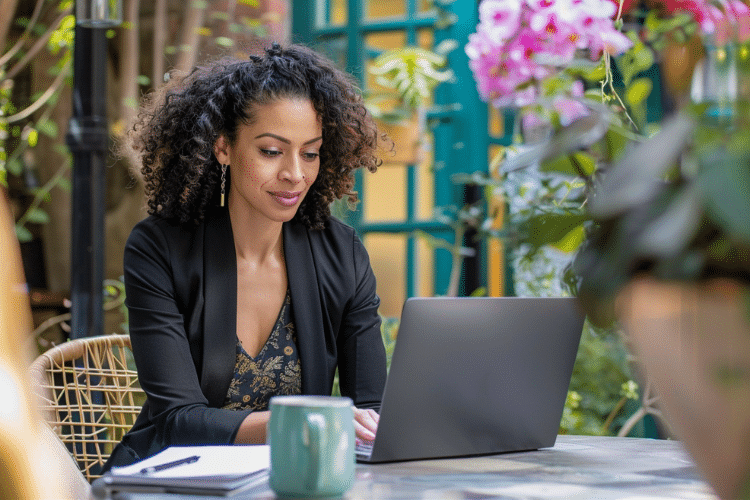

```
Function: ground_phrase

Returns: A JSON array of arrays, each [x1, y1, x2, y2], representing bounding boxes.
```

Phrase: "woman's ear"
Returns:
[[213, 135, 230, 165]]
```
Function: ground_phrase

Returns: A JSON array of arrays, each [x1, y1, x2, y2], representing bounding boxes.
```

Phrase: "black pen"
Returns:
[[139, 455, 200, 474]]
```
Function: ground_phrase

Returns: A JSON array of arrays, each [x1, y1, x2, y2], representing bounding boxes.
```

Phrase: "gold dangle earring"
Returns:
[[220, 164, 227, 207]]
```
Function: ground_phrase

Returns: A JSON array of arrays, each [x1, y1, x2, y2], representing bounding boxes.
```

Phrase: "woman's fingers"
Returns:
[[353, 408, 379, 442]]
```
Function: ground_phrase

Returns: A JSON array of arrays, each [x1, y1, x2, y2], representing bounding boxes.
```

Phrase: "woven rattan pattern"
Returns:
[[29, 334, 144, 482]]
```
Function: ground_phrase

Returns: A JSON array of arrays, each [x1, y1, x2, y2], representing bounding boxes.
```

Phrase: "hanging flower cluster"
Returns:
[[634, 0, 750, 58], [465, 0, 633, 108]]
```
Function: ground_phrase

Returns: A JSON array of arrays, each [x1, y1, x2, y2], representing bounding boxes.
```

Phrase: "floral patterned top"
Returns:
[[222, 290, 302, 411]]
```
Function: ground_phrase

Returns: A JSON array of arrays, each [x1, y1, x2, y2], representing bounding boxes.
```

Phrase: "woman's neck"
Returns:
[[227, 201, 284, 264]]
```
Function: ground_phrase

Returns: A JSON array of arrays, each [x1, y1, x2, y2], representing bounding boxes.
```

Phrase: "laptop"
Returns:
[[357, 296, 585, 463]]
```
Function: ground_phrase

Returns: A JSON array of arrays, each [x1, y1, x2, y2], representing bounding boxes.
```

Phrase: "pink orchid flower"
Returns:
[[728, 0, 750, 42], [479, 0, 523, 42], [554, 96, 591, 126]]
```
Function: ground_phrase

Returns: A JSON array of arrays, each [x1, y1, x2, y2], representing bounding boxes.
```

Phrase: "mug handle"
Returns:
[[304, 414, 326, 492]]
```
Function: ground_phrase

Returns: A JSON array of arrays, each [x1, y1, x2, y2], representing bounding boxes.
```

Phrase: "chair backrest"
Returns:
[[28, 334, 145, 482]]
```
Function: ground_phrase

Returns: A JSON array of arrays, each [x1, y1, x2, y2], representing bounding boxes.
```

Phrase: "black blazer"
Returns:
[[104, 209, 387, 469]]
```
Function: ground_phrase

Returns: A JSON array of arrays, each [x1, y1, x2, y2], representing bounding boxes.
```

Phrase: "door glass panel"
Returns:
[[416, 237, 435, 297], [418, 0, 435, 15], [364, 233, 406, 318], [316, 36, 348, 71], [364, 31, 409, 136], [363, 164, 407, 221], [416, 29, 436, 108], [488, 144, 505, 296], [364, 31, 407, 61], [329, 0, 347, 26], [365, 0, 406, 20], [417, 28, 433, 49], [488, 105, 505, 138], [417, 131, 434, 220]]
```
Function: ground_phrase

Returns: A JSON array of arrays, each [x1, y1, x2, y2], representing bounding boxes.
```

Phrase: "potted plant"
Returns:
[[461, 1, 750, 496], [572, 97, 750, 499]]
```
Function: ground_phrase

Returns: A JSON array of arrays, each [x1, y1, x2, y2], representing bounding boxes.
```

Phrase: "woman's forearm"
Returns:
[[234, 411, 271, 444]]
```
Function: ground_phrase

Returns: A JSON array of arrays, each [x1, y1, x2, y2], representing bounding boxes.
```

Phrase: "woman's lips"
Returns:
[[269, 190, 302, 207]]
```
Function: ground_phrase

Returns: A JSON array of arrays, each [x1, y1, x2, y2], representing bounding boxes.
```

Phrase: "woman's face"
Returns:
[[214, 97, 322, 224]]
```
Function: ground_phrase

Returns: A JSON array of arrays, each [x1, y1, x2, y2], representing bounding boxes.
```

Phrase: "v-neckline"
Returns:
[[238, 289, 289, 361]]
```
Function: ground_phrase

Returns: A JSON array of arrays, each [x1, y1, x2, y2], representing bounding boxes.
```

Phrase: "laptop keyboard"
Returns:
[[355, 440, 374, 460]]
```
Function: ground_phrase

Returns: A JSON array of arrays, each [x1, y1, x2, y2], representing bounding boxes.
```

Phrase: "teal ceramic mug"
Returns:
[[268, 395, 355, 498]]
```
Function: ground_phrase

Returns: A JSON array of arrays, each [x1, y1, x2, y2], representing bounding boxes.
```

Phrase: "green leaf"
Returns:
[[37, 119, 59, 138], [572, 152, 596, 176], [524, 213, 589, 249], [26, 129, 39, 147], [701, 150, 750, 243], [588, 113, 695, 217], [634, 184, 702, 257], [581, 62, 606, 82], [434, 39, 458, 56], [616, 41, 655, 86], [210, 12, 231, 21], [369, 47, 453, 109], [541, 152, 596, 177], [123, 97, 139, 110], [604, 125, 633, 163], [25, 207, 50, 224], [215, 37, 234, 47], [625, 78, 652, 106], [436, 12, 458, 29], [15, 225, 33, 243], [137, 75, 151, 86], [57, 177, 72, 192], [540, 155, 576, 176], [551, 224, 586, 253], [7, 158, 22, 176]]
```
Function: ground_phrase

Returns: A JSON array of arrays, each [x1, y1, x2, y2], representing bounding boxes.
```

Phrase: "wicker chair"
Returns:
[[29, 334, 144, 482]]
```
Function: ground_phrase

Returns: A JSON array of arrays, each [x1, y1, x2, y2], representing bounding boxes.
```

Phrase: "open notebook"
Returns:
[[96, 445, 269, 496]]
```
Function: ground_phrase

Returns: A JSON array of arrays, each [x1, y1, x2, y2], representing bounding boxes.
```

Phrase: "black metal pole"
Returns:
[[67, 22, 108, 339], [462, 184, 482, 296]]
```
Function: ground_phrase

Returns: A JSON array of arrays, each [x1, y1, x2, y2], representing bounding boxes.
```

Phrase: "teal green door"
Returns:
[[292, 0, 511, 316]]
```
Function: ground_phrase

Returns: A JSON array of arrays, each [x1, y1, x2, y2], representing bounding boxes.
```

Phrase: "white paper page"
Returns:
[[110, 445, 270, 478]]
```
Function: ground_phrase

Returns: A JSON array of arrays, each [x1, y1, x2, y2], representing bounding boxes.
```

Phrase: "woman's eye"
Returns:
[[303, 152, 319, 161], [261, 149, 281, 157]]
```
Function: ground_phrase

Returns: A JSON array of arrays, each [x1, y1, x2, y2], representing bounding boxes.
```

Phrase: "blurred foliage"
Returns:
[[105, 277, 129, 335], [363, 1, 457, 125], [331, 316, 398, 398], [0, 77, 10, 188], [1, 0, 74, 241], [561, 321, 638, 435], [575, 102, 750, 325], [430, 30, 661, 434], [368, 45, 455, 114]]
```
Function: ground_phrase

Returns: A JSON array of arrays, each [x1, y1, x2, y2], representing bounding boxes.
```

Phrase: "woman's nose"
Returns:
[[279, 155, 305, 183]]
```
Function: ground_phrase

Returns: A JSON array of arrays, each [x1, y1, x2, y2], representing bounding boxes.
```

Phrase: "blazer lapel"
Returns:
[[284, 222, 329, 395], [202, 210, 238, 407]]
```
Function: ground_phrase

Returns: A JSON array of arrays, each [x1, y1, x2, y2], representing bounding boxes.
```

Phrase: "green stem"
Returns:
[[602, 395, 628, 432], [446, 225, 465, 297], [15, 159, 69, 228]]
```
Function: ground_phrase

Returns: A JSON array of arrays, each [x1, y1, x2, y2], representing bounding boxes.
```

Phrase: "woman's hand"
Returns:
[[353, 408, 379, 443]]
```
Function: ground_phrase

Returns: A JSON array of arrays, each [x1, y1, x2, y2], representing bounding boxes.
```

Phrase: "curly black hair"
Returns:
[[126, 43, 382, 229]]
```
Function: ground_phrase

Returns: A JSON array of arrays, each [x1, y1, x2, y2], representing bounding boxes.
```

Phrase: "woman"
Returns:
[[104, 43, 387, 469]]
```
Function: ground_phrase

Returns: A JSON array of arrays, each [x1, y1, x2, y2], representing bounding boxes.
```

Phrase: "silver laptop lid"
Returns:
[[366, 296, 584, 463]]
